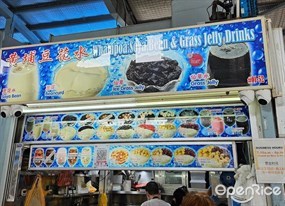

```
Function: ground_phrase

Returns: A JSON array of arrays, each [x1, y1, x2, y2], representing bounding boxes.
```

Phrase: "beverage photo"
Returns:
[[200, 109, 212, 127], [211, 116, 225, 136], [26, 117, 35, 134], [236, 114, 249, 135], [43, 117, 52, 133], [50, 123, 60, 140], [223, 108, 236, 127]]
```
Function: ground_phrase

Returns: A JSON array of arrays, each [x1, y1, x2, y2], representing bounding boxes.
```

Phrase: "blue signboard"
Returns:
[[1, 17, 269, 103]]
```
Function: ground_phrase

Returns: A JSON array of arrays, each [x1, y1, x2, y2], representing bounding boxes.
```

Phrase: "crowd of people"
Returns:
[[141, 181, 216, 206]]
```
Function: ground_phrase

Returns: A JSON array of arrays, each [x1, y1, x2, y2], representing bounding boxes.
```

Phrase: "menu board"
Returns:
[[29, 142, 236, 171], [107, 143, 236, 170], [0, 17, 269, 103], [22, 105, 251, 143], [29, 145, 95, 169]]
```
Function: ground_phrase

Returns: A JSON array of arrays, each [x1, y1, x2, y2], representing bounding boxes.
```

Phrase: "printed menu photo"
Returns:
[[107, 142, 236, 170], [29, 145, 95, 169], [29, 142, 236, 170], [22, 105, 251, 143]]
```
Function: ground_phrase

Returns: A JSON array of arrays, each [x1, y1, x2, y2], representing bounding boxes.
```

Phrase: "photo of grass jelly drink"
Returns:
[[223, 108, 236, 127], [26, 117, 35, 134], [208, 43, 251, 88], [236, 114, 249, 134], [200, 109, 212, 127]]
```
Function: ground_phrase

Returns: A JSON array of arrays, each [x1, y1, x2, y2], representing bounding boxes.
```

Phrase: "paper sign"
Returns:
[[253, 139, 285, 183]]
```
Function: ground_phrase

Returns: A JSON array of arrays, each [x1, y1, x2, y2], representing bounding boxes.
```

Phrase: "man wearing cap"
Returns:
[[141, 181, 171, 206]]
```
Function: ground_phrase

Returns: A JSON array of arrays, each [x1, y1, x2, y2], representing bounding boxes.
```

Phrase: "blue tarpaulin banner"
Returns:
[[1, 17, 269, 103]]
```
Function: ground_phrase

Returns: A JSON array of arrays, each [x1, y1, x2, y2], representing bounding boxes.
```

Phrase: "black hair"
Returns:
[[171, 186, 188, 206], [145, 181, 159, 195]]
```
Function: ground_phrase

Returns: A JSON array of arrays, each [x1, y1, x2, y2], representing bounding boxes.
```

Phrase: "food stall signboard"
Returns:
[[253, 139, 285, 183], [1, 17, 269, 103], [29, 142, 237, 171], [21, 105, 251, 143]]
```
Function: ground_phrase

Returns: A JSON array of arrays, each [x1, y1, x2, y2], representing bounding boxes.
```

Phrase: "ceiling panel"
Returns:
[[34, 19, 117, 42], [258, 0, 283, 3], [13, 32, 30, 44], [127, 0, 171, 22], [266, 7, 285, 28], [3, 0, 57, 7], [19, 1, 110, 24]]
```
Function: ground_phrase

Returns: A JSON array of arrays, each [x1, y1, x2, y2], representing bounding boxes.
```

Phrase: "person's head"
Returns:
[[181, 192, 215, 206], [145, 181, 160, 199], [172, 186, 188, 206]]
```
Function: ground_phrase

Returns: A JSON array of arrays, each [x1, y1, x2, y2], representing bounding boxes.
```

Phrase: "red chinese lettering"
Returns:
[[114, 79, 124, 86], [247, 75, 265, 84], [56, 47, 71, 62], [46, 84, 56, 91], [258, 75, 265, 83], [197, 73, 203, 80], [23, 50, 37, 64], [39, 49, 53, 63], [74, 46, 89, 60], [46, 85, 51, 91], [203, 73, 210, 79], [190, 74, 197, 81], [6, 52, 20, 66]]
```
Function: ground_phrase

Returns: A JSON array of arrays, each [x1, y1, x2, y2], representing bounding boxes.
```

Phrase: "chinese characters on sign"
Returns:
[[253, 139, 285, 183]]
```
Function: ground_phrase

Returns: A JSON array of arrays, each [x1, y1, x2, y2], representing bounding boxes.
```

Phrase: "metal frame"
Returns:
[[0, 1, 40, 43], [6, 143, 23, 202], [0, 117, 17, 205]]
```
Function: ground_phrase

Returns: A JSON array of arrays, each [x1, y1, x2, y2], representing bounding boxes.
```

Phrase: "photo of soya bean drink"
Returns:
[[208, 43, 251, 88], [7, 62, 39, 102], [223, 108, 236, 127], [50, 123, 60, 139], [236, 114, 249, 134], [43, 117, 52, 133], [200, 109, 212, 127], [32, 123, 43, 139]]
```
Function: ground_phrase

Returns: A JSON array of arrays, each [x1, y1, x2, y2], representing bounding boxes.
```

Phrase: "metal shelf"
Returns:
[[47, 193, 99, 198], [112, 191, 145, 195], [20, 136, 252, 145], [112, 191, 173, 196]]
